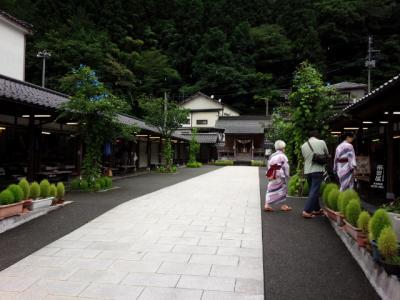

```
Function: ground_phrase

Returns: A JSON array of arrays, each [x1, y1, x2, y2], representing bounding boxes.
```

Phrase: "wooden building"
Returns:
[[330, 74, 400, 202]]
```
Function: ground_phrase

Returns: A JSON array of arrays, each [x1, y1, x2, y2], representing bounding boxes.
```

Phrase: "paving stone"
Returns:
[[172, 245, 217, 255], [122, 273, 180, 287], [157, 262, 211, 276], [142, 252, 190, 263], [138, 287, 203, 300], [60, 258, 114, 271], [177, 275, 235, 291], [202, 290, 264, 300], [30, 279, 88, 297], [217, 247, 262, 258], [210, 265, 263, 280], [199, 238, 241, 248], [79, 283, 143, 299], [0, 276, 38, 292], [189, 254, 239, 266], [235, 278, 264, 294], [109, 260, 161, 273], [157, 236, 200, 246], [53, 249, 102, 259], [96, 250, 145, 260], [68, 269, 128, 284]]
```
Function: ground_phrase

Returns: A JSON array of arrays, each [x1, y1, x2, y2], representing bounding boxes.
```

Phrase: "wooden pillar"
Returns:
[[177, 142, 181, 164], [27, 114, 35, 181], [386, 115, 395, 200], [251, 138, 254, 160], [147, 135, 151, 168], [159, 138, 162, 165]]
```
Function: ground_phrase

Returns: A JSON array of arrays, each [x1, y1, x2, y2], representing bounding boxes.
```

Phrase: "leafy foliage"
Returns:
[[50, 184, 57, 198], [369, 208, 392, 241], [287, 173, 308, 197], [7, 184, 24, 202], [357, 211, 371, 233], [39, 179, 51, 198], [0, 189, 15, 205], [60, 65, 136, 187], [189, 128, 200, 164], [338, 189, 360, 215], [56, 182, 65, 199], [345, 199, 362, 227], [327, 189, 340, 211], [18, 178, 30, 200], [215, 160, 234, 166], [322, 183, 339, 204], [29, 182, 40, 199], [378, 227, 399, 263]]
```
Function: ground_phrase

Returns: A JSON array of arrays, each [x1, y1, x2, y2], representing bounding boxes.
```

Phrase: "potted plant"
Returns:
[[0, 188, 24, 219], [56, 182, 65, 204], [382, 198, 400, 241], [343, 199, 364, 244], [357, 211, 370, 248], [49, 184, 57, 205], [18, 178, 32, 211], [29, 180, 53, 210], [377, 227, 400, 277], [324, 187, 340, 224], [338, 189, 360, 226], [369, 208, 392, 263]]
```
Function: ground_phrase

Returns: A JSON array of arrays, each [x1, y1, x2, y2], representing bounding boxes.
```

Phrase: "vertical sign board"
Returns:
[[370, 164, 385, 189]]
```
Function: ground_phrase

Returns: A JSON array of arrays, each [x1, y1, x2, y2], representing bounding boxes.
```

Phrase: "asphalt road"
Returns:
[[259, 167, 380, 300], [0, 165, 221, 271]]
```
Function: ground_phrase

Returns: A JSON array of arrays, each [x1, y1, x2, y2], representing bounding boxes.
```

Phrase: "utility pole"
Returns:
[[365, 36, 379, 93], [37, 50, 51, 88]]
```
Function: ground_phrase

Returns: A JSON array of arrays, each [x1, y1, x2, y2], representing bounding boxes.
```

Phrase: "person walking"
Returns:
[[264, 140, 291, 212], [301, 130, 329, 218], [334, 132, 357, 191]]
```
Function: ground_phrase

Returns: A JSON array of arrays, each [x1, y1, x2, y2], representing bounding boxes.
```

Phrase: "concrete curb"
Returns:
[[0, 201, 72, 234], [328, 219, 400, 300]]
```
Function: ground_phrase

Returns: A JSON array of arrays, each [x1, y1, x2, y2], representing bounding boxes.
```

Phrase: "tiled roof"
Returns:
[[117, 114, 159, 133], [329, 82, 367, 90], [178, 132, 219, 144], [0, 74, 69, 108], [0, 10, 33, 33], [215, 116, 271, 134]]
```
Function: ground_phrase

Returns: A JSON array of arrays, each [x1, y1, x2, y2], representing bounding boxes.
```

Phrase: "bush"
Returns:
[[80, 179, 89, 190], [93, 182, 101, 191], [327, 188, 340, 211], [345, 199, 361, 227], [104, 177, 112, 188], [320, 182, 326, 194], [171, 165, 177, 173], [29, 182, 40, 199], [56, 182, 65, 199], [357, 211, 370, 233], [71, 178, 81, 190], [187, 162, 202, 168], [215, 160, 234, 166], [378, 227, 399, 263], [322, 183, 339, 203], [369, 208, 392, 241], [40, 179, 51, 198], [288, 174, 300, 196], [7, 184, 24, 203], [0, 189, 15, 205], [338, 189, 360, 215], [49, 184, 57, 197], [251, 160, 265, 167], [18, 178, 30, 199]]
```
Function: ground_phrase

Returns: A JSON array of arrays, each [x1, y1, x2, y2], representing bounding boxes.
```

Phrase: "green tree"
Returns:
[[140, 97, 188, 172], [189, 128, 200, 164], [60, 65, 136, 186]]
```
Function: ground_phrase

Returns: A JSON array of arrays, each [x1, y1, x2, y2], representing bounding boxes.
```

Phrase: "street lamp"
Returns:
[[36, 50, 51, 88]]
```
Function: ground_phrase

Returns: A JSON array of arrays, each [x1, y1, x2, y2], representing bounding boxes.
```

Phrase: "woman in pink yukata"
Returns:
[[334, 132, 357, 191], [264, 140, 291, 212]]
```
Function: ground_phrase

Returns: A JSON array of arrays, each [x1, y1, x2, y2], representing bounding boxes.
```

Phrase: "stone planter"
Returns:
[[0, 202, 24, 219], [324, 207, 342, 226], [387, 212, 400, 241], [343, 219, 368, 247], [30, 197, 54, 210]]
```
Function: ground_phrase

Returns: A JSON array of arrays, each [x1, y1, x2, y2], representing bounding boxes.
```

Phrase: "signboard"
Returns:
[[354, 156, 370, 182], [371, 164, 385, 189]]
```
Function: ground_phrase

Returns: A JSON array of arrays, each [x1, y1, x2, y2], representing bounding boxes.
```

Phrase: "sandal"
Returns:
[[312, 209, 324, 216], [264, 207, 273, 212], [302, 211, 315, 219], [280, 205, 292, 212]]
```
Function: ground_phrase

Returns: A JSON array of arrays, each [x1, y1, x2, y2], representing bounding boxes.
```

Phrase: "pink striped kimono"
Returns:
[[334, 141, 357, 191], [265, 150, 290, 205]]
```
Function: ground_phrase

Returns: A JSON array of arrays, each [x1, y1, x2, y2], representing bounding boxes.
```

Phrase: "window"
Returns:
[[196, 120, 208, 125]]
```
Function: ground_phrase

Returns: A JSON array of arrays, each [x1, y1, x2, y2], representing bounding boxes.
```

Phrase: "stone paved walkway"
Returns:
[[0, 167, 263, 299]]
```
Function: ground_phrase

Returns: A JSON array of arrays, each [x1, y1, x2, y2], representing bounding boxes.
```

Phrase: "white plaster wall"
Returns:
[[182, 96, 222, 110], [0, 18, 26, 80], [223, 106, 240, 116], [192, 111, 219, 128]]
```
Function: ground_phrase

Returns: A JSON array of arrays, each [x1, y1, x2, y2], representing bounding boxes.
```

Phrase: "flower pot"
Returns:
[[0, 201, 24, 219], [370, 240, 381, 264], [22, 200, 32, 213], [388, 212, 400, 241], [337, 213, 345, 227], [379, 258, 400, 277], [30, 197, 54, 210], [343, 219, 368, 247], [324, 207, 342, 226]]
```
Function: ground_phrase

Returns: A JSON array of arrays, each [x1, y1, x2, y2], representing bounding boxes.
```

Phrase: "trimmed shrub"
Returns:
[[56, 182, 65, 199], [357, 211, 370, 233], [327, 188, 340, 211], [7, 184, 24, 202], [345, 199, 361, 227], [29, 182, 40, 199], [322, 183, 339, 204], [338, 189, 360, 215], [187, 162, 202, 168], [80, 179, 89, 190], [369, 208, 392, 241], [215, 160, 234, 166], [18, 178, 30, 199], [93, 182, 101, 191], [104, 177, 112, 188], [0, 189, 15, 205], [251, 160, 265, 167], [71, 178, 81, 190], [39, 179, 51, 198], [378, 227, 399, 263], [49, 184, 57, 197]]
